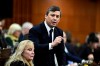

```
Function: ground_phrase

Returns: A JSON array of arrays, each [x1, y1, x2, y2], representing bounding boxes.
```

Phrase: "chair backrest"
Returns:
[[0, 48, 11, 66], [0, 48, 11, 58]]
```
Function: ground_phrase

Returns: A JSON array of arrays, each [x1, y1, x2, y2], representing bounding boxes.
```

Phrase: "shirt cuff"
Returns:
[[65, 47, 69, 53], [81, 59, 86, 63], [49, 43, 53, 50]]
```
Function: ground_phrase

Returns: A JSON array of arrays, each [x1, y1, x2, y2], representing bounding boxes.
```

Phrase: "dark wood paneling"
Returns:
[[96, 1, 100, 32], [3, 0, 100, 43], [4, 0, 32, 29], [31, 0, 98, 43]]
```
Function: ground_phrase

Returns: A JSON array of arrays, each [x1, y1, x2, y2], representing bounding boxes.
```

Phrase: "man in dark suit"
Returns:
[[29, 6, 65, 66], [63, 31, 83, 64], [0, 18, 7, 49]]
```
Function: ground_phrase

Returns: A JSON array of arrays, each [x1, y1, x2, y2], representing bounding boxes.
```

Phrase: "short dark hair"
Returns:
[[45, 6, 61, 17], [87, 32, 99, 44]]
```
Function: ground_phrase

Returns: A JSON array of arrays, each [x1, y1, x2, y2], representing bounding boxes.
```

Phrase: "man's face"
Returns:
[[92, 43, 99, 49], [0, 19, 5, 30], [0, 24, 3, 31], [45, 11, 61, 28]]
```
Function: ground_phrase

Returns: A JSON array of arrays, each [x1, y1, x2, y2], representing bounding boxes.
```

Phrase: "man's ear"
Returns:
[[45, 15, 47, 19]]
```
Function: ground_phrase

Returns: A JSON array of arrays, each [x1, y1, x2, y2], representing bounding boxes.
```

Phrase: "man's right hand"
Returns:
[[51, 36, 63, 48]]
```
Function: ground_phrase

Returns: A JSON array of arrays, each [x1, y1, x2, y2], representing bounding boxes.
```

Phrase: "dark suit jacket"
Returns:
[[29, 22, 65, 66], [65, 43, 82, 63], [18, 33, 29, 42], [10, 61, 28, 66], [65, 50, 82, 63], [80, 43, 100, 64]]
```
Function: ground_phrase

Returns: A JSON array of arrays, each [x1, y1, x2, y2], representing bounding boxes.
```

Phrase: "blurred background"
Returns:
[[0, 0, 100, 43]]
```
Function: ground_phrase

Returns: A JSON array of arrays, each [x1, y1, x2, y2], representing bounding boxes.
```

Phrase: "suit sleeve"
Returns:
[[54, 29, 65, 66], [66, 52, 82, 63]]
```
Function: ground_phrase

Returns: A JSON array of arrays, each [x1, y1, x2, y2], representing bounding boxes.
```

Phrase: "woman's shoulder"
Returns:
[[10, 61, 27, 66]]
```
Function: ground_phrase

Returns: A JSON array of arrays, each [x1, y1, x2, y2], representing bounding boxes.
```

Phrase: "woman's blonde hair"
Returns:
[[5, 40, 34, 66], [7, 23, 22, 35]]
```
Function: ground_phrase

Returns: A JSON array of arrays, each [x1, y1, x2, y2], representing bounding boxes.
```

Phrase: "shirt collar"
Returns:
[[44, 21, 54, 34]]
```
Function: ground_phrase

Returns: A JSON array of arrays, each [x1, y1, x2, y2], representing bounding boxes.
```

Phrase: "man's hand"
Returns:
[[51, 36, 63, 48], [88, 54, 94, 60]]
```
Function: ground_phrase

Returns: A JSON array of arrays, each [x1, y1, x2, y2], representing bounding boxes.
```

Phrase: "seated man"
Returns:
[[63, 31, 83, 64]]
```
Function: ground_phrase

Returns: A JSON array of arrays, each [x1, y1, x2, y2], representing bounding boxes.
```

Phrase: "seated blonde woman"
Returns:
[[5, 40, 35, 66], [6, 23, 22, 48]]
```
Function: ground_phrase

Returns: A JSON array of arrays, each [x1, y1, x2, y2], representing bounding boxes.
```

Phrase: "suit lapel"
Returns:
[[54, 28, 58, 40], [40, 22, 50, 41]]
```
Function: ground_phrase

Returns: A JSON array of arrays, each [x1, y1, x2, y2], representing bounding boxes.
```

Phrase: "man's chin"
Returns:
[[52, 24, 57, 27]]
